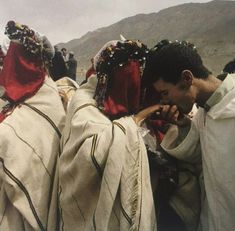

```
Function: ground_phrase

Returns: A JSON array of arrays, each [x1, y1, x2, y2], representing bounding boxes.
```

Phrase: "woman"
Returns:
[[59, 39, 160, 231]]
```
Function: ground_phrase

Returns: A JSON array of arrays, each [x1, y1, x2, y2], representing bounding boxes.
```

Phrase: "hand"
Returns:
[[133, 104, 191, 127], [58, 89, 69, 111], [133, 104, 163, 126], [159, 104, 191, 127]]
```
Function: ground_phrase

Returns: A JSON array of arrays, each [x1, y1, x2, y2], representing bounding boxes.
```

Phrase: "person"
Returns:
[[59, 39, 158, 231], [49, 45, 68, 81], [0, 20, 65, 230], [143, 39, 235, 231], [217, 58, 235, 81], [85, 57, 96, 80], [66, 51, 77, 81], [56, 76, 79, 111], [223, 58, 235, 74], [61, 47, 69, 63]]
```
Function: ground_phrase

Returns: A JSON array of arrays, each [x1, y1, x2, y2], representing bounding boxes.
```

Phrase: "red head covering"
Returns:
[[0, 21, 53, 122], [103, 60, 141, 119], [0, 41, 45, 103], [94, 39, 149, 119]]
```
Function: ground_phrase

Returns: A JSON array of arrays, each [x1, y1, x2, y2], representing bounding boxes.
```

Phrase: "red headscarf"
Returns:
[[0, 41, 45, 103], [94, 39, 149, 118], [103, 60, 141, 119], [0, 20, 52, 122]]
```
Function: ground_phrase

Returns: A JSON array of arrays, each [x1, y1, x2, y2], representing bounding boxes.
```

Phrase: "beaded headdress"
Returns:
[[94, 39, 149, 110], [4, 20, 54, 65]]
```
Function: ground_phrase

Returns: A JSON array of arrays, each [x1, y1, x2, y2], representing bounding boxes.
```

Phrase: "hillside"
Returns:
[[58, 0, 235, 79]]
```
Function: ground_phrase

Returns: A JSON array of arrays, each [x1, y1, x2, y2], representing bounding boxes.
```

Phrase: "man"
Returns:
[[66, 51, 77, 81], [61, 47, 68, 63], [143, 40, 235, 231], [223, 58, 235, 74], [0, 21, 65, 230], [50, 45, 68, 81]]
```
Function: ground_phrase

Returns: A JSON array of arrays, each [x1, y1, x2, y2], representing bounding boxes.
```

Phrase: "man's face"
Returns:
[[153, 77, 196, 114]]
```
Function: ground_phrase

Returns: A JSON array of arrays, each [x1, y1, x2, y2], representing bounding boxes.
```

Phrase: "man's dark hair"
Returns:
[[143, 40, 211, 86], [223, 59, 235, 74]]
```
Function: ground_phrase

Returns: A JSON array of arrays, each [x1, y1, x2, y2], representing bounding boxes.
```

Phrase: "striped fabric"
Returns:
[[0, 77, 65, 230], [59, 76, 157, 231]]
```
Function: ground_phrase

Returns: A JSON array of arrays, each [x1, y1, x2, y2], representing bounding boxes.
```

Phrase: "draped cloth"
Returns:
[[59, 76, 157, 231], [0, 42, 45, 103], [161, 74, 235, 231], [0, 77, 65, 230]]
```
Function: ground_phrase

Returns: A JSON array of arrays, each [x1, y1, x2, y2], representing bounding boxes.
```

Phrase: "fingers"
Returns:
[[133, 104, 190, 127], [160, 105, 191, 127], [133, 104, 163, 125], [160, 105, 179, 121], [138, 104, 163, 118]]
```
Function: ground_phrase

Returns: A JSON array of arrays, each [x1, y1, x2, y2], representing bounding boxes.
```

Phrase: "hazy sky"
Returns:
[[0, 0, 210, 45]]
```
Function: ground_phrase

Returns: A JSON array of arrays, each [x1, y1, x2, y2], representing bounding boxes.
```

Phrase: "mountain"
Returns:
[[58, 0, 235, 79]]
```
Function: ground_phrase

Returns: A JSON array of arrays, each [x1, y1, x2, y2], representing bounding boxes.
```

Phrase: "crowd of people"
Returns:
[[0, 20, 235, 231], [50, 46, 77, 82]]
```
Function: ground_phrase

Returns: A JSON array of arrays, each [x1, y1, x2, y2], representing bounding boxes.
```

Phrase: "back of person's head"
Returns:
[[143, 40, 211, 86], [61, 48, 67, 53], [54, 45, 59, 52], [223, 59, 235, 74], [0, 20, 54, 103], [93, 39, 149, 119], [69, 51, 74, 57]]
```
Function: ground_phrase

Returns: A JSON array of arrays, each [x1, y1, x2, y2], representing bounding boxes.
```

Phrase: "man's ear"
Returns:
[[180, 70, 193, 88]]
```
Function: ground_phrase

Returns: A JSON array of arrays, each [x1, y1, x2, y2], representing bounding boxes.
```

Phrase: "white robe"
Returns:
[[0, 77, 65, 230], [59, 76, 157, 231], [161, 74, 235, 231]]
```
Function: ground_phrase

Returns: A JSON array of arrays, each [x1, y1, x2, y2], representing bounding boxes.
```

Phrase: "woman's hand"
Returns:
[[58, 89, 69, 111], [133, 104, 191, 127], [133, 104, 163, 126]]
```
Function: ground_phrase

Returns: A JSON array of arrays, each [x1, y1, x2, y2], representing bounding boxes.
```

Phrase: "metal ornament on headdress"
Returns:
[[120, 34, 126, 41]]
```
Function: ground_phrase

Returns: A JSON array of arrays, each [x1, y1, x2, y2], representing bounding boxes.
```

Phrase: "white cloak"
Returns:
[[161, 74, 235, 231], [59, 76, 157, 231], [0, 77, 65, 230]]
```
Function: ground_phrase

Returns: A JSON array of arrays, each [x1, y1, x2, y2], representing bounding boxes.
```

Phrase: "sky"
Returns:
[[0, 0, 211, 45]]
